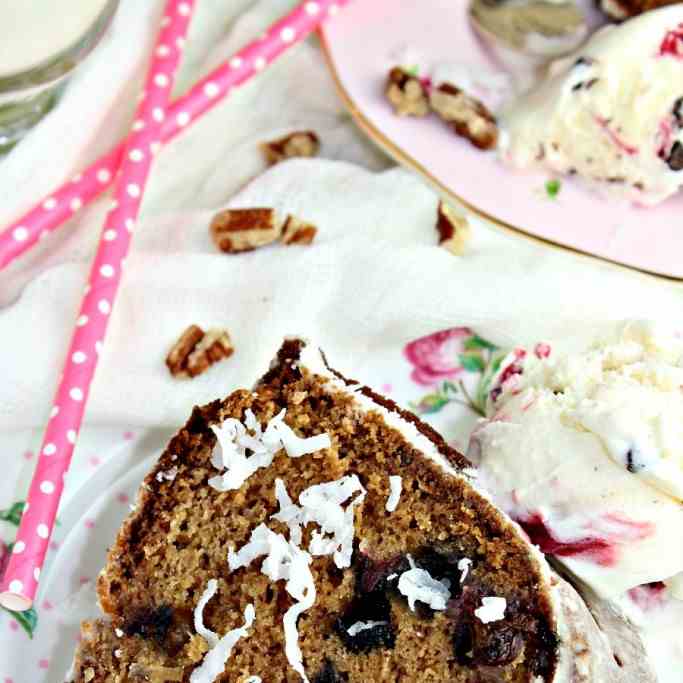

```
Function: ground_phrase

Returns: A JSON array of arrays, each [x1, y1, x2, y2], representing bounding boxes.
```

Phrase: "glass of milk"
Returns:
[[0, 0, 120, 152]]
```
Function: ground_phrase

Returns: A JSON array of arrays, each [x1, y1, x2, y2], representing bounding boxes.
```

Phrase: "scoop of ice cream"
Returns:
[[498, 6, 683, 206], [468, 321, 683, 599]]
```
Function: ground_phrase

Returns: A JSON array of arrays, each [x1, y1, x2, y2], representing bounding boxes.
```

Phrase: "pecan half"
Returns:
[[436, 201, 471, 255], [210, 208, 282, 253], [385, 67, 430, 117], [281, 215, 318, 245], [429, 83, 498, 150], [166, 325, 234, 378], [261, 130, 320, 165]]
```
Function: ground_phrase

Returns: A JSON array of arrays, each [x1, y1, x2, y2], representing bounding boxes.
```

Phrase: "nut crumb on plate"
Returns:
[[210, 207, 282, 253], [281, 215, 318, 245], [385, 67, 430, 117], [166, 325, 234, 378], [261, 130, 320, 165], [429, 83, 498, 150], [436, 201, 470, 255]]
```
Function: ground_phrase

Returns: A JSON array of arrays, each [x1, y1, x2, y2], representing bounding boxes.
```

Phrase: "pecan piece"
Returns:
[[261, 130, 320, 165], [210, 208, 282, 253], [436, 201, 471, 255], [429, 83, 498, 150], [281, 215, 318, 245], [166, 325, 234, 378], [385, 67, 430, 117]]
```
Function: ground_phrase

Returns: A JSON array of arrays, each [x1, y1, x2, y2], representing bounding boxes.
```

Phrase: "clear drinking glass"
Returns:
[[0, 0, 120, 153]]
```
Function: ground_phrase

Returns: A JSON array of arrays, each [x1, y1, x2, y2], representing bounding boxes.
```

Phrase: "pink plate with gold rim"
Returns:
[[320, 0, 683, 280]]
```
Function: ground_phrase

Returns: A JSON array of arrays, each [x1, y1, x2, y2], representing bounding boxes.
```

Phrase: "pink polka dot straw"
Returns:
[[0, 0, 196, 612], [0, 0, 349, 270]]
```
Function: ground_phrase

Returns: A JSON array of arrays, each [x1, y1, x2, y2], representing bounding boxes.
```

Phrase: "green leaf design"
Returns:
[[0, 501, 25, 527], [463, 335, 497, 352], [1, 605, 38, 639], [474, 351, 506, 414], [405, 64, 419, 77], [458, 353, 486, 373], [411, 393, 450, 415]]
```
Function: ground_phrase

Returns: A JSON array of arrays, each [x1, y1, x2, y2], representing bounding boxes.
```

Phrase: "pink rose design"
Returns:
[[404, 327, 472, 386]]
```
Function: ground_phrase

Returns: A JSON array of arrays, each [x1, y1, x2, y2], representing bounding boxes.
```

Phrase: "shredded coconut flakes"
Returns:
[[190, 580, 255, 683], [272, 475, 366, 569], [474, 596, 507, 624], [346, 620, 388, 636], [458, 557, 472, 583], [385, 475, 402, 512], [209, 409, 331, 491], [155, 466, 178, 483], [398, 555, 451, 612], [228, 524, 315, 683]]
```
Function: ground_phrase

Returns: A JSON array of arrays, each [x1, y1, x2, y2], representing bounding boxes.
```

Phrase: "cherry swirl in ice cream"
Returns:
[[468, 321, 683, 681]]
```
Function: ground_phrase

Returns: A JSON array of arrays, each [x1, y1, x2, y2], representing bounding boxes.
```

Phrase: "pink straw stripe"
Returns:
[[0, 0, 196, 612], [0, 0, 348, 271]]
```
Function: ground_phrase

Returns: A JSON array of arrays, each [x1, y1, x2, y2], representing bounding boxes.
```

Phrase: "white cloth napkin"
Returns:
[[1, 0, 683, 528]]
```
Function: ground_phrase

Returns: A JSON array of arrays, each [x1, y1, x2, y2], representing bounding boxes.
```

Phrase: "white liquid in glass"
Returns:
[[0, 0, 109, 77]]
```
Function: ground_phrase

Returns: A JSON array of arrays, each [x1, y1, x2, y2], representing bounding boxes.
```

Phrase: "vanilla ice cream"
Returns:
[[468, 321, 683, 682], [498, 6, 683, 206]]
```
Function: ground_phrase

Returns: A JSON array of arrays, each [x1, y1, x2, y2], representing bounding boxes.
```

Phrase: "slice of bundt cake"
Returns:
[[69, 339, 641, 682]]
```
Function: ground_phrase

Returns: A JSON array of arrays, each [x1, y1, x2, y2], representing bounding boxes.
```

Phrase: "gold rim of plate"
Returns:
[[319, 31, 683, 285]]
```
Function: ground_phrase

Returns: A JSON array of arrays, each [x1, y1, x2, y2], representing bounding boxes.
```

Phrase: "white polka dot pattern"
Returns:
[[12, 226, 28, 241], [0, 0, 349, 274], [0, 0, 352, 609], [203, 82, 219, 97]]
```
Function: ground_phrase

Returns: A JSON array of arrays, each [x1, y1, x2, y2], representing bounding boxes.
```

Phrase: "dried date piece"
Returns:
[[210, 208, 282, 253], [385, 67, 430, 117], [436, 201, 471, 255], [166, 325, 234, 378], [261, 130, 320, 165], [429, 83, 498, 150], [281, 215, 318, 245]]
